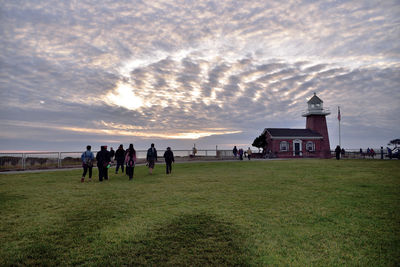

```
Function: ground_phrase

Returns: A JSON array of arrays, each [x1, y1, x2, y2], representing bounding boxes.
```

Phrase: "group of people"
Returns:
[[80, 143, 175, 182], [336, 147, 393, 160], [334, 146, 346, 160], [336, 146, 383, 160], [232, 146, 252, 160], [359, 148, 376, 159]]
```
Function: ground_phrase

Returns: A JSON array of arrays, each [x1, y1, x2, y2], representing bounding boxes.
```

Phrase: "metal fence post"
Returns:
[[58, 152, 61, 168], [22, 153, 25, 170]]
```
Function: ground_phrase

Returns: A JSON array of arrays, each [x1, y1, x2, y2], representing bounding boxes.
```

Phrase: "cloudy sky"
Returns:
[[1, 0, 399, 152]]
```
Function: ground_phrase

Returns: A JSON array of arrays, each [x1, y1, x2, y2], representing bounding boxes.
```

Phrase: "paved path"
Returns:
[[0, 158, 285, 175]]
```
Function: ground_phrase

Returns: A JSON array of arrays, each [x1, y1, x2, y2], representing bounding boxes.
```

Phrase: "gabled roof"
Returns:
[[265, 128, 323, 138], [307, 93, 323, 104]]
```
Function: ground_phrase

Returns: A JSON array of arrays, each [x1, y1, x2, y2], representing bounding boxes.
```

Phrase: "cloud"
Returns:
[[0, 0, 399, 151]]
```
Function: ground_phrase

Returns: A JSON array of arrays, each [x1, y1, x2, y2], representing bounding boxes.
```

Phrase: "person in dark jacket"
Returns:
[[387, 147, 392, 159], [125, 144, 136, 180], [146, 143, 157, 174], [233, 146, 238, 158], [115, 144, 125, 174], [96, 146, 111, 181], [335, 145, 341, 160], [163, 147, 175, 174], [238, 148, 244, 160], [109, 147, 115, 162]]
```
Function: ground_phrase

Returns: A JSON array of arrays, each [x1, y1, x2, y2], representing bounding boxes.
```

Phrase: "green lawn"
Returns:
[[0, 159, 399, 266]]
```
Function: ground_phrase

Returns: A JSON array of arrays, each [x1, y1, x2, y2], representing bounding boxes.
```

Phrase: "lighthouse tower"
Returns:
[[302, 93, 331, 158]]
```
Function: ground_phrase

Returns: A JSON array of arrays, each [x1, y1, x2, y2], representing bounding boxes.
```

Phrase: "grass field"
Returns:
[[0, 159, 399, 266]]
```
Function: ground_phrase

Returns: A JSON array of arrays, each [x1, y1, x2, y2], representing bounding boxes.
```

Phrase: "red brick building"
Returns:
[[264, 93, 331, 158]]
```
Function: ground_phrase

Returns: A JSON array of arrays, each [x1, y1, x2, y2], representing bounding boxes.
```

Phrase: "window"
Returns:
[[306, 141, 315, 151], [280, 141, 289, 151]]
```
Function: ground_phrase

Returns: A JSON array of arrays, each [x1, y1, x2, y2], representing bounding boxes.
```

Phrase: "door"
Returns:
[[294, 143, 300, 156]]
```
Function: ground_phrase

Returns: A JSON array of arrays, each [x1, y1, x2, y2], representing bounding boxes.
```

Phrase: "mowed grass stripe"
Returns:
[[0, 159, 399, 266]]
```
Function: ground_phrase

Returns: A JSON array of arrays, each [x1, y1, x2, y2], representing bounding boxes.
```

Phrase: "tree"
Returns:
[[252, 132, 267, 152], [388, 138, 400, 148]]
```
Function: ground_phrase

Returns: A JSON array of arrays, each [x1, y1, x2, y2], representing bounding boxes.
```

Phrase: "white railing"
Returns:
[[0, 149, 252, 171], [301, 107, 331, 116], [1, 148, 393, 171]]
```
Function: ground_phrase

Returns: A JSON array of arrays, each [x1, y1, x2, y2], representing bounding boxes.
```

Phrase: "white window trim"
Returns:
[[306, 141, 315, 152], [280, 141, 289, 152], [293, 139, 303, 156]]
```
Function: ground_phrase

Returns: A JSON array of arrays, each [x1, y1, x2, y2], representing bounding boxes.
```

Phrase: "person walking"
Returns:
[[125, 144, 136, 180], [370, 148, 375, 159], [109, 147, 115, 163], [163, 147, 175, 174], [239, 148, 244, 160], [387, 147, 392, 159], [96, 146, 111, 182], [233, 146, 238, 158], [125, 147, 129, 175], [80, 145, 94, 182], [335, 145, 341, 160], [115, 144, 125, 174], [246, 147, 252, 160], [146, 143, 158, 174]]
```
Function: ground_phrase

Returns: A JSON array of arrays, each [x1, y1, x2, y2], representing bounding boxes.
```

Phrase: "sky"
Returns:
[[1, 0, 399, 152]]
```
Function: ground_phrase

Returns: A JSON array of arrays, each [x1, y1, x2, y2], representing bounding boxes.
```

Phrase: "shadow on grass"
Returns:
[[4, 209, 250, 266], [2, 204, 122, 266], [104, 213, 250, 266]]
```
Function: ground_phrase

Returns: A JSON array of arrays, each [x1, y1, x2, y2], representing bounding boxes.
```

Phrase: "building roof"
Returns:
[[264, 128, 323, 138], [307, 93, 323, 104]]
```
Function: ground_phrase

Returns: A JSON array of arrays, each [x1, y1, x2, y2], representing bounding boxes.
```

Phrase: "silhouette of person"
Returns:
[[115, 144, 125, 174], [146, 143, 158, 174], [233, 146, 238, 158], [335, 145, 341, 160], [125, 144, 136, 180], [163, 147, 175, 174], [96, 146, 111, 181]]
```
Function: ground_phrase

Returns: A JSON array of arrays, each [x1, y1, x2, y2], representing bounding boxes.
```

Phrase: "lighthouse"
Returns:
[[302, 93, 331, 158], [263, 93, 332, 159]]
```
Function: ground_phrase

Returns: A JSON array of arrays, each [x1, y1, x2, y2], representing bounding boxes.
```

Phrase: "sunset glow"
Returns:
[[106, 82, 144, 110], [1, 1, 399, 151]]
